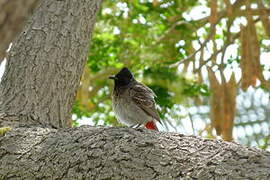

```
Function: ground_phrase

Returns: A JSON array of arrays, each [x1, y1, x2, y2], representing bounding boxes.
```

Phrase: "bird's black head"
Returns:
[[109, 67, 134, 87]]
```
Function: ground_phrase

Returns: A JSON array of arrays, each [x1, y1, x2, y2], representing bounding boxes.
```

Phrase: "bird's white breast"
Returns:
[[112, 93, 152, 126]]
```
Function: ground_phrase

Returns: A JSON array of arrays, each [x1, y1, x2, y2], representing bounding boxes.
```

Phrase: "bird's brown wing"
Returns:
[[130, 82, 161, 123]]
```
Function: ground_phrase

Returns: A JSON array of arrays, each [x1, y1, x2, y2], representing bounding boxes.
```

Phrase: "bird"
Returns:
[[109, 67, 161, 131]]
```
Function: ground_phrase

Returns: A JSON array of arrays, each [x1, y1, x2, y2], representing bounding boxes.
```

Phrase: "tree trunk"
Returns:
[[0, 126, 270, 179], [0, 0, 102, 128], [0, 0, 40, 61]]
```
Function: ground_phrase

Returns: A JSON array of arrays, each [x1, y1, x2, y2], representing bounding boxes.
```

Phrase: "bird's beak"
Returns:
[[109, 76, 117, 80]]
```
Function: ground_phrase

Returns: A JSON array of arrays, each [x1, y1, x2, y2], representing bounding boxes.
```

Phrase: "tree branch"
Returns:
[[1, 126, 270, 179]]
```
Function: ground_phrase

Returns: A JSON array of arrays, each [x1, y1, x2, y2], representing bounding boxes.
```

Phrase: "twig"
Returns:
[[187, 112, 195, 135], [170, 0, 254, 68], [157, 21, 195, 43], [171, 24, 217, 67]]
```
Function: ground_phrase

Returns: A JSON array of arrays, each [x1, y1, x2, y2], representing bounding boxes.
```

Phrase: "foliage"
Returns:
[[73, 0, 270, 150]]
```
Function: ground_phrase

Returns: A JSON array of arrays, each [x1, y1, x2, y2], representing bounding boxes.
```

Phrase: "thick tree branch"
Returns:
[[0, 126, 270, 179]]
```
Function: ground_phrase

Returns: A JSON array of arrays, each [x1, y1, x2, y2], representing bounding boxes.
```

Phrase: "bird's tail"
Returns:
[[145, 121, 158, 131]]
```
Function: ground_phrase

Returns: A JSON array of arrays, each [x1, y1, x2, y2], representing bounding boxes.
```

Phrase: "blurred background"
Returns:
[[72, 0, 270, 150], [2, 0, 270, 150]]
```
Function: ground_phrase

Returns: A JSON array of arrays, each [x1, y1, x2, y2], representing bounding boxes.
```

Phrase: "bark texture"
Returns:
[[0, 0, 102, 128], [0, 0, 40, 61], [0, 126, 270, 180]]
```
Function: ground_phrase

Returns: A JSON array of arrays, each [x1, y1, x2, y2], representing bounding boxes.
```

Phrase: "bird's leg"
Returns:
[[130, 124, 141, 128], [134, 124, 141, 128]]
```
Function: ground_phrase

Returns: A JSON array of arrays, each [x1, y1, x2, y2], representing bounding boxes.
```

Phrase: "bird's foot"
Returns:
[[130, 124, 141, 128]]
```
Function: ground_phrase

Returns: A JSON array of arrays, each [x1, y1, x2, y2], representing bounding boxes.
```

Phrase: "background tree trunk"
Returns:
[[0, 0, 40, 61], [0, 0, 102, 128], [0, 126, 270, 179]]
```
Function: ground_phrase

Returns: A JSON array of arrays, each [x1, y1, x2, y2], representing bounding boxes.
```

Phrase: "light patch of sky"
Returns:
[[0, 43, 11, 80], [116, 2, 128, 11], [116, 2, 129, 18], [102, 8, 112, 15], [160, 1, 174, 8], [159, 14, 166, 20], [261, 52, 270, 79], [192, 39, 201, 50], [132, 14, 147, 24], [0, 59, 6, 81], [73, 114, 105, 126], [138, 14, 147, 24], [132, 19, 138, 24], [176, 40, 185, 47], [113, 27, 121, 35], [183, 4, 210, 21], [231, 17, 247, 33]]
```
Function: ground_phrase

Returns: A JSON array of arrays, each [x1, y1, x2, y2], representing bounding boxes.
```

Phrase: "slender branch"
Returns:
[[194, 32, 239, 73], [171, 1, 270, 68], [157, 21, 196, 43], [171, 19, 218, 67], [187, 112, 196, 135]]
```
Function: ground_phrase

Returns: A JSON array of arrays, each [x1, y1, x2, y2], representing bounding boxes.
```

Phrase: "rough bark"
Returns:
[[0, 126, 269, 180], [0, 0, 102, 128], [0, 0, 40, 61]]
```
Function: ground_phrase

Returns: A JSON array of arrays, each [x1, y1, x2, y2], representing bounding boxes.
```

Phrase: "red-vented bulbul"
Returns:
[[109, 67, 161, 131]]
